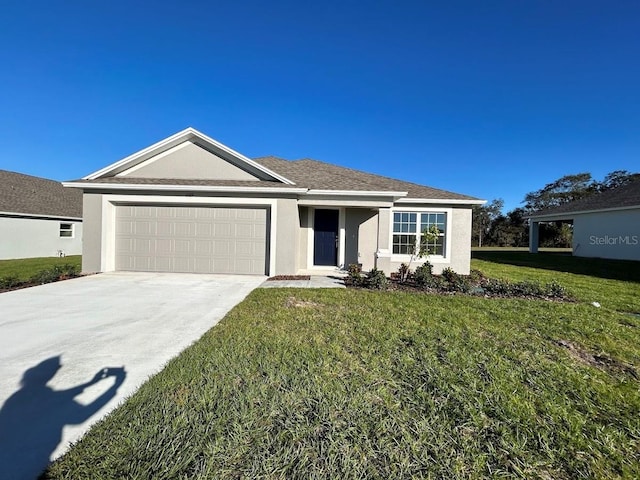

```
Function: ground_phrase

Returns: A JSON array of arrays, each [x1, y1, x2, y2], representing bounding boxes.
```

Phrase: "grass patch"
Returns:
[[45, 268, 640, 478], [472, 251, 640, 313], [0, 256, 81, 282]]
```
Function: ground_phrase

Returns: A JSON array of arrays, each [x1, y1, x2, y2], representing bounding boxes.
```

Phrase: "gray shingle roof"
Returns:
[[0, 170, 83, 218], [70, 155, 482, 202], [530, 179, 640, 218], [254, 156, 480, 200]]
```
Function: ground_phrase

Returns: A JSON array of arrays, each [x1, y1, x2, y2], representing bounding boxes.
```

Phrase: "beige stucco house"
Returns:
[[0, 170, 83, 260], [64, 128, 484, 276], [528, 179, 640, 261]]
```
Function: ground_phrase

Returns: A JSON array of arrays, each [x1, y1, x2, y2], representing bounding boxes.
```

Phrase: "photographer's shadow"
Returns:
[[0, 356, 126, 479]]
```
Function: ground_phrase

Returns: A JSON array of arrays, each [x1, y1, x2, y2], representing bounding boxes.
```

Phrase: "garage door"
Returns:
[[115, 206, 267, 274]]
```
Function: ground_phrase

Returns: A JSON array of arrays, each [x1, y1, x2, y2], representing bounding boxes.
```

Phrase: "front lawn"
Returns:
[[0, 255, 81, 282], [44, 255, 640, 479]]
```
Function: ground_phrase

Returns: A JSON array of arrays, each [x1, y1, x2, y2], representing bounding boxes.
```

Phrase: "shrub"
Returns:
[[397, 263, 411, 283], [0, 275, 22, 289], [29, 264, 79, 285], [345, 263, 364, 287], [545, 280, 568, 299], [441, 267, 457, 283], [365, 268, 388, 290], [414, 262, 433, 286]]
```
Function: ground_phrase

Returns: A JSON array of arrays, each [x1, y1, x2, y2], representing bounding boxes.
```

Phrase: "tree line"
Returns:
[[472, 170, 640, 248]]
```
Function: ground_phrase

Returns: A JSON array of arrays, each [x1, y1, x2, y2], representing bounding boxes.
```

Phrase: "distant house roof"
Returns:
[[529, 179, 640, 219], [0, 170, 83, 219]]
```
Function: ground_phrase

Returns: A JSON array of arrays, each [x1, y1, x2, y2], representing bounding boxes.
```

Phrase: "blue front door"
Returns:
[[313, 209, 339, 266]]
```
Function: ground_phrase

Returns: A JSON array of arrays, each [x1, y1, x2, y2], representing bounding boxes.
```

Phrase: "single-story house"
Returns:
[[64, 128, 484, 276], [528, 179, 640, 261], [0, 170, 83, 260]]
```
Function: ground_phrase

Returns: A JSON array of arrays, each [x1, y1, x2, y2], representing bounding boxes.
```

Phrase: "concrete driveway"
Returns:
[[0, 272, 265, 480]]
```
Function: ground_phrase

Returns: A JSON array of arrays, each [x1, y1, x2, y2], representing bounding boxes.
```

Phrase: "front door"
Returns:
[[313, 209, 339, 266]]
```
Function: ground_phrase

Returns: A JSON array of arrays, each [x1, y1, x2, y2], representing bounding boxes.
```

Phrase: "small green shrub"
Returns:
[[0, 275, 22, 289], [414, 262, 433, 286], [441, 267, 457, 283], [345, 263, 364, 287], [397, 263, 411, 283], [545, 280, 568, 298], [365, 268, 388, 290], [29, 264, 79, 285]]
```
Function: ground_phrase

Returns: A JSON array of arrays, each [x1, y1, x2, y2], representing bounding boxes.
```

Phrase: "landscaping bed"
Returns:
[[345, 262, 572, 302], [0, 256, 82, 293]]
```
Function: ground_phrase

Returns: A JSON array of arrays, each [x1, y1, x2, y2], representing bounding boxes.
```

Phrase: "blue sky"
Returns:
[[1, 1, 638, 212]]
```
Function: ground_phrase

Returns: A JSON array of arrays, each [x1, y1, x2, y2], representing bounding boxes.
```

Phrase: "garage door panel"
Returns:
[[115, 206, 267, 274]]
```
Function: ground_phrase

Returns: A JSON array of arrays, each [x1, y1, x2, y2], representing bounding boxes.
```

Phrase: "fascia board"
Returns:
[[63, 181, 307, 194], [305, 189, 408, 197], [395, 198, 486, 205], [527, 204, 640, 220], [0, 211, 82, 221], [83, 127, 295, 185]]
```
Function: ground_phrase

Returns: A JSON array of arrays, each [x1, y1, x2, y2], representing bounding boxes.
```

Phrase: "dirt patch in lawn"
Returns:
[[284, 296, 322, 308], [555, 339, 637, 379]]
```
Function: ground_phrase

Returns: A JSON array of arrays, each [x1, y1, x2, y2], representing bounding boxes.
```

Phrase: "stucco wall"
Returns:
[[345, 208, 378, 270], [377, 206, 473, 275], [0, 216, 82, 260], [274, 198, 300, 275], [81, 193, 104, 273], [573, 208, 640, 261], [119, 142, 258, 181]]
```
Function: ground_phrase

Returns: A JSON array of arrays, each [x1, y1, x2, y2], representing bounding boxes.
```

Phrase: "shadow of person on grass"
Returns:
[[0, 356, 126, 480]]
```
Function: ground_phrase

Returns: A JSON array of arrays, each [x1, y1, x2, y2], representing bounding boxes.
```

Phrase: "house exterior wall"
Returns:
[[118, 142, 258, 181], [81, 193, 104, 273], [344, 208, 378, 269], [376, 206, 473, 275], [572, 208, 640, 261], [0, 216, 82, 260], [79, 192, 304, 275]]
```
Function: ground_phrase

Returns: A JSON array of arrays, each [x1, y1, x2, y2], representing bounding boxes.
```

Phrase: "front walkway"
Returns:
[[260, 275, 346, 288]]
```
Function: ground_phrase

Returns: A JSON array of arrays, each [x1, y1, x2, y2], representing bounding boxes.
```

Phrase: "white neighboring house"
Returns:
[[0, 170, 83, 260], [528, 179, 640, 261]]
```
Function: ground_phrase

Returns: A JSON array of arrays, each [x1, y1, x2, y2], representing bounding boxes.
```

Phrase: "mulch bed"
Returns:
[[266, 275, 311, 281]]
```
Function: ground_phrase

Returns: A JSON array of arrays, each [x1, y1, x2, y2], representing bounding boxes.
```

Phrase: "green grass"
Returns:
[[0, 256, 81, 282], [44, 255, 640, 479], [472, 251, 640, 313]]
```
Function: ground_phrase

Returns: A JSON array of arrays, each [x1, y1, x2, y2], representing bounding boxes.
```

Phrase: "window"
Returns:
[[392, 212, 446, 256], [59, 223, 74, 238]]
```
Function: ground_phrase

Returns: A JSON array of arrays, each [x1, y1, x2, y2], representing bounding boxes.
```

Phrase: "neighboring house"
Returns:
[[528, 179, 640, 261], [0, 170, 83, 260], [64, 128, 484, 276]]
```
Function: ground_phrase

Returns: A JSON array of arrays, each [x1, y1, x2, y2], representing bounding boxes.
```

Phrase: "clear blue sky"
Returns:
[[1, 1, 638, 212]]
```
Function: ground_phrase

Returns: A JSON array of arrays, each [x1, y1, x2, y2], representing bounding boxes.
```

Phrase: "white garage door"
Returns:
[[115, 206, 268, 274]]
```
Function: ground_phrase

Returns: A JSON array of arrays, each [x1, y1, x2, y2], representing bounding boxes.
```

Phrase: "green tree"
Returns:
[[472, 198, 504, 247], [523, 173, 594, 212]]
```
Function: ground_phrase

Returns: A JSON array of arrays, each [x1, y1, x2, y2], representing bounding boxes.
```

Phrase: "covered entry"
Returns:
[[115, 205, 268, 274]]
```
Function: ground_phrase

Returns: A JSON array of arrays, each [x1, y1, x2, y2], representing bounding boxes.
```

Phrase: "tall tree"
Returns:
[[596, 170, 640, 192], [523, 173, 593, 212], [472, 199, 503, 247]]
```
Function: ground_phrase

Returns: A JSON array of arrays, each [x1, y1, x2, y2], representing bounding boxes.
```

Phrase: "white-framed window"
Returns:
[[59, 223, 74, 238], [392, 211, 446, 256]]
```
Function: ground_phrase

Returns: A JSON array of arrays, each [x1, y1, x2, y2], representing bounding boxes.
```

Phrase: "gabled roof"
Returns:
[[66, 128, 484, 204], [0, 170, 82, 219], [84, 127, 294, 185], [529, 179, 640, 219]]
